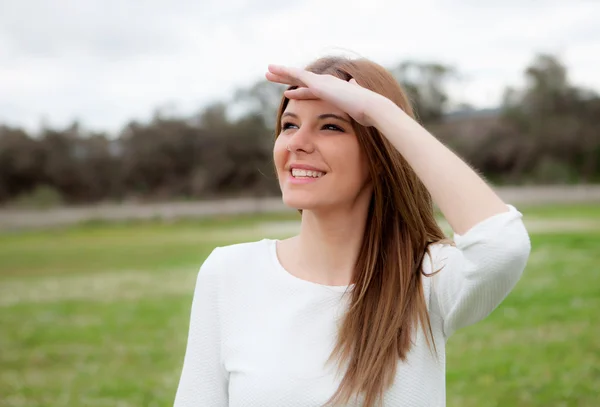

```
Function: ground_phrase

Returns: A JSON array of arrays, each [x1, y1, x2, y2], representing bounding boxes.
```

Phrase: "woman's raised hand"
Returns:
[[266, 64, 389, 127]]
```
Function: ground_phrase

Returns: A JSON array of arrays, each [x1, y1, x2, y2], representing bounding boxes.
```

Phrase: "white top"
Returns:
[[173, 205, 531, 407]]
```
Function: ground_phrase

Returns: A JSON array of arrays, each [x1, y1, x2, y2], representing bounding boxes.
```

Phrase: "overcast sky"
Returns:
[[1, 0, 599, 134]]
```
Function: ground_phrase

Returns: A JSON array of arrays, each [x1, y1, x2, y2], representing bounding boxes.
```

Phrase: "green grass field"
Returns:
[[0, 204, 599, 406]]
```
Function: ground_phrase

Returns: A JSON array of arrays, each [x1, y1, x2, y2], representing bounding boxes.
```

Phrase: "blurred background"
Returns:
[[0, 0, 599, 406]]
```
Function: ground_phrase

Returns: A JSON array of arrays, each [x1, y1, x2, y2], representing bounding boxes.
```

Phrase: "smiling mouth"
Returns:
[[290, 168, 326, 179]]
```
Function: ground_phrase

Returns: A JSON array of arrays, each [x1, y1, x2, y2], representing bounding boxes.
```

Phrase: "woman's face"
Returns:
[[274, 98, 371, 212]]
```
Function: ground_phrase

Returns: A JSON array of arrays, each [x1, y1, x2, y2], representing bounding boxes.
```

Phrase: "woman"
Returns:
[[173, 56, 531, 407]]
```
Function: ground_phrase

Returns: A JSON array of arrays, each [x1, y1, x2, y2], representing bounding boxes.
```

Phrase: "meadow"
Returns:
[[0, 204, 599, 406]]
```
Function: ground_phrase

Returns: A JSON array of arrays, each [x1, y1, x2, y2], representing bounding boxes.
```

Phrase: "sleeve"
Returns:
[[429, 204, 531, 338], [173, 247, 228, 406]]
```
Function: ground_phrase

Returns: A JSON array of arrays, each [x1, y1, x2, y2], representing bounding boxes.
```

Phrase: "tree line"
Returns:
[[1, 54, 598, 207]]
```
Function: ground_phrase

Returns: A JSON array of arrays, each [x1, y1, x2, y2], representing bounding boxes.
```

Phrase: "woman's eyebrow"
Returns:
[[317, 113, 351, 123], [281, 112, 350, 123]]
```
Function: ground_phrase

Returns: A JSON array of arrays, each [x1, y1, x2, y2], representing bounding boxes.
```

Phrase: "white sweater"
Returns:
[[174, 205, 531, 407]]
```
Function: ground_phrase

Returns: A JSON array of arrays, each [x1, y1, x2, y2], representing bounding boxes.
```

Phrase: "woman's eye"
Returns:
[[281, 122, 344, 132], [282, 122, 298, 130], [323, 124, 344, 132]]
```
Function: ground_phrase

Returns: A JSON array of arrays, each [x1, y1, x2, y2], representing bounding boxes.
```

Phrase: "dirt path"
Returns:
[[1, 185, 599, 230]]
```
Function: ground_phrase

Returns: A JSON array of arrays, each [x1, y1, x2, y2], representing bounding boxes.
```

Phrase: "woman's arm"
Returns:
[[368, 99, 507, 235], [425, 205, 531, 338], [367, 97, 532, 335], [173, 248, 228, 407]]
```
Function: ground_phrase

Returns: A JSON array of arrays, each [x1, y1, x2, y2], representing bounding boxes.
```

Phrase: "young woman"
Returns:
[[173, 56, 531, 407]]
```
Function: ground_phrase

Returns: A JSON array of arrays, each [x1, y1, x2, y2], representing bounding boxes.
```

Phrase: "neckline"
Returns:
[[265, 238, 355, 293]]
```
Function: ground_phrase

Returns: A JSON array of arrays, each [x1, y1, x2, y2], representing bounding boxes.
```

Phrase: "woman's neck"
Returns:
[[290, 201, 369, 287]]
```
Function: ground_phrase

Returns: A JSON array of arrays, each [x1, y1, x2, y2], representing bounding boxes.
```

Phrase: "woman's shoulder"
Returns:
[[210, 238, 273, 258], [199, 238, 275, 277], [423, 240, 458, 267]]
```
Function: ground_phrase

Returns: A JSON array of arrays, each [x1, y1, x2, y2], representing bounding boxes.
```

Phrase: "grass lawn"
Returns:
[[0, 203, 598, 406]]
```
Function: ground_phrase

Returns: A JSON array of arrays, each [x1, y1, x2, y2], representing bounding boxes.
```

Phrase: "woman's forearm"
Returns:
[[369, 97, 508, 235]]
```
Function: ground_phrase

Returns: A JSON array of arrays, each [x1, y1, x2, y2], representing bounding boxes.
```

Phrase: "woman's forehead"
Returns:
[[284, 99, 349, 119]]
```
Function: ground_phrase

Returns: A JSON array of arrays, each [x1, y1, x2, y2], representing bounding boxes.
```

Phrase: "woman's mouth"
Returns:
[[289, 168, 326, 184], [291, 168, 325, 178]]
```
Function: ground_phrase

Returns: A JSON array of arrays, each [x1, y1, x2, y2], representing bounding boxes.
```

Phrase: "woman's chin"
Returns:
[[281, 192, 319, 211]]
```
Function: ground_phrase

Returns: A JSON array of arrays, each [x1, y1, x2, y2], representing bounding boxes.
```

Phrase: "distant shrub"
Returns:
[[10, 185, 64, 209]]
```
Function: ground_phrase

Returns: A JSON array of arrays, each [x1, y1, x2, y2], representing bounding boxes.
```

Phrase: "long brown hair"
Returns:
[[274, 56, 450, 407]]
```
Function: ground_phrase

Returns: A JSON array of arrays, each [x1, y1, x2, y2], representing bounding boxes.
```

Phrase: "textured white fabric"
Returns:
[[174, 205, 531, 407]]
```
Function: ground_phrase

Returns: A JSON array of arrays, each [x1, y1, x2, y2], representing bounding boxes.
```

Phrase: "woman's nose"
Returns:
[[286, 127, 315, 154]]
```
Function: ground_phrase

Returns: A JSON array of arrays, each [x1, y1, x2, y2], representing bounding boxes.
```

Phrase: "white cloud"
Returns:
[[0, 0, 598, 133]]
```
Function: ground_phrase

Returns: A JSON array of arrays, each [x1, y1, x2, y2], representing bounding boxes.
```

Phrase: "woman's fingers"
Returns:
[[284, 87, 318, 100], [265, 72, 291, 85], [266, 65, 311, 87], [268, 64, 301, 79], [265, 72, 303, 87]]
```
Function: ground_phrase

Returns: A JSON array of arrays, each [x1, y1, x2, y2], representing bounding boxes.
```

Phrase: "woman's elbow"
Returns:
[[490, 222, 532, 285]]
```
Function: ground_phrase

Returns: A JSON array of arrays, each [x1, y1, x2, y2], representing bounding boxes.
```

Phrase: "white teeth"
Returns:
[[291, 168, 325, 178]]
